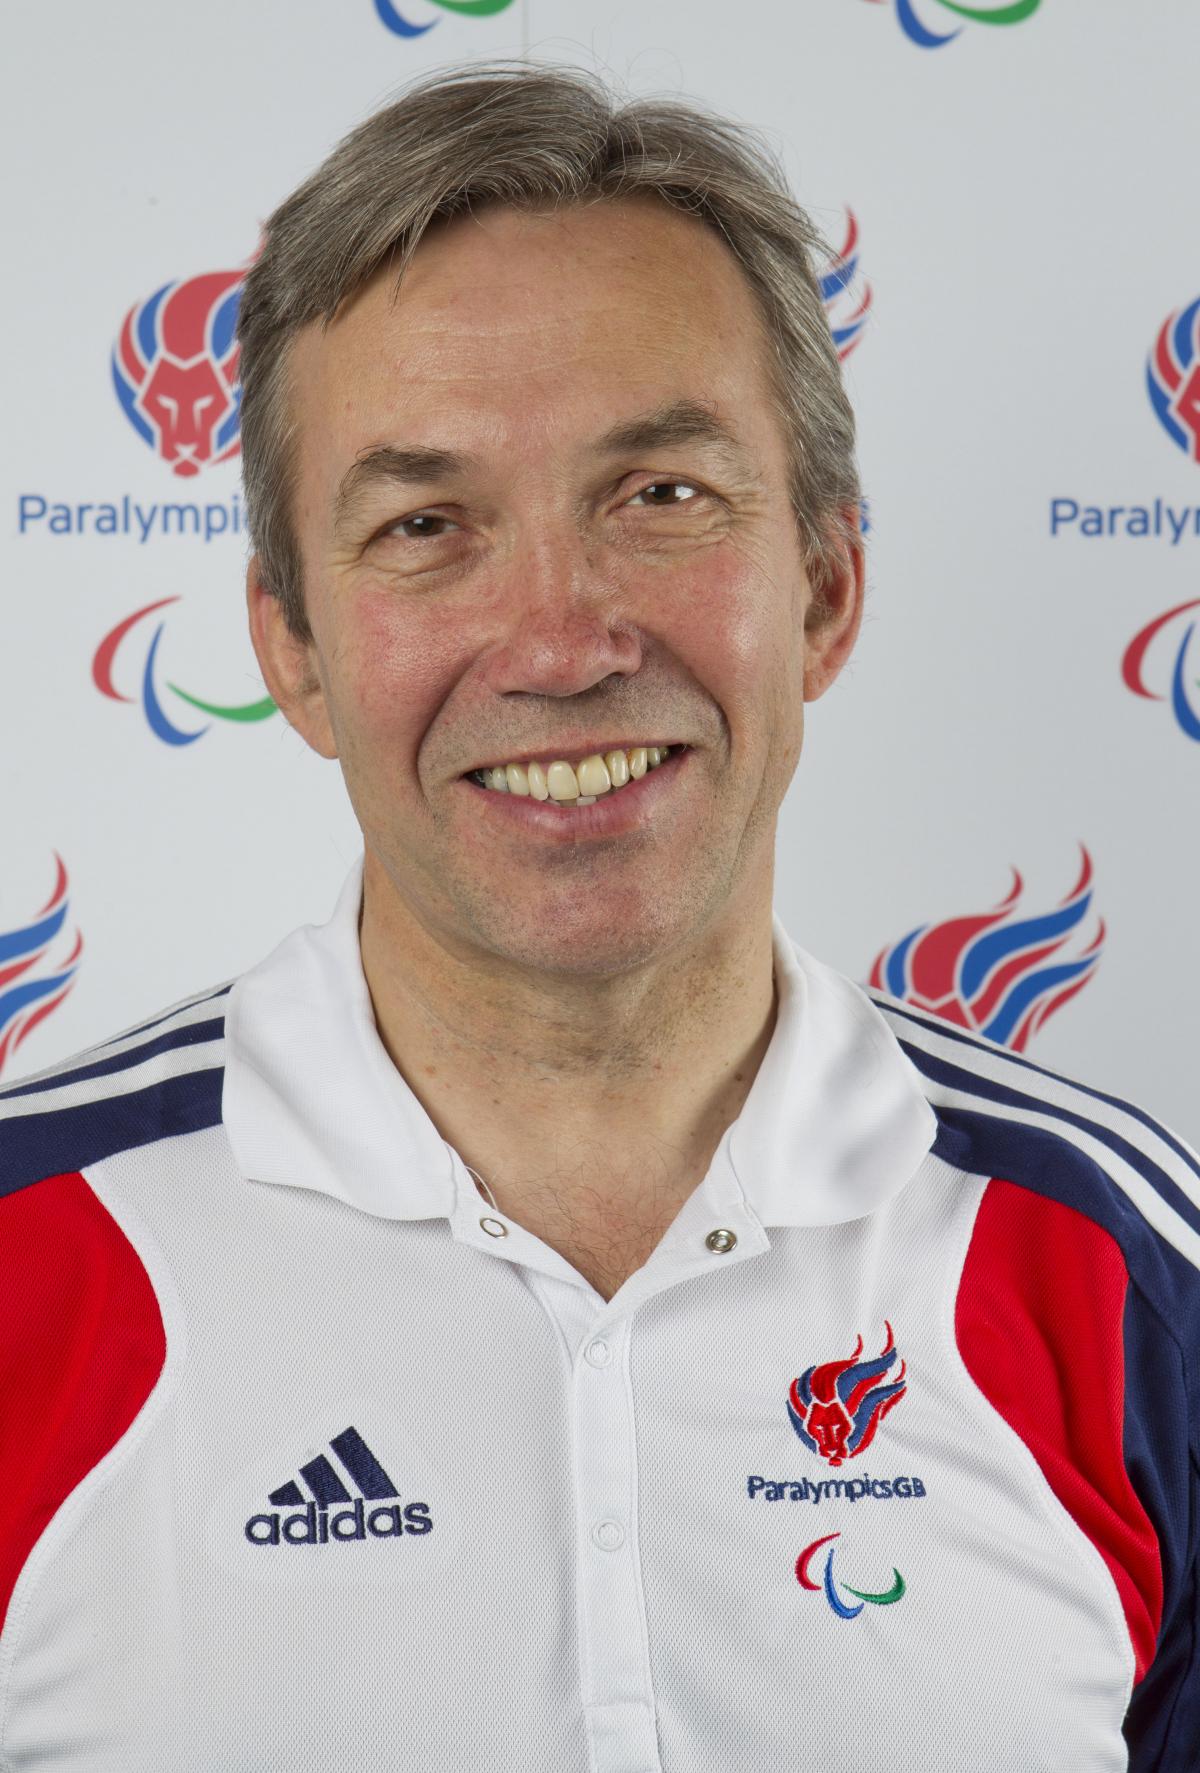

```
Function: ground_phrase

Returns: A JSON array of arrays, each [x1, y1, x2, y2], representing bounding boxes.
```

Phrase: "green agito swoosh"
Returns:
[[843, 1568, 906, 1606], [934, 0, 1040, 22], [167, 683, 277, 723], [432, 0, 516, 15]]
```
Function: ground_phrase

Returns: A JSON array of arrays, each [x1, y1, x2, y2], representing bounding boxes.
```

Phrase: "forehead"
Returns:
[[288, 194, 782, 476]]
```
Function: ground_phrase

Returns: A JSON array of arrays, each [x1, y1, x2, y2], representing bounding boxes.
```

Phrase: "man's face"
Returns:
[[252, 194, 862, 977]]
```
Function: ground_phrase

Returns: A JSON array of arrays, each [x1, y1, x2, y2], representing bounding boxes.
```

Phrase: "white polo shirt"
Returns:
[[1, 855, 1197, 1771]]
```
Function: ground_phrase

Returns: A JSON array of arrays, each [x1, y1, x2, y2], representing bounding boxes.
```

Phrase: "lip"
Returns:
[[459, 745, 691, 841]]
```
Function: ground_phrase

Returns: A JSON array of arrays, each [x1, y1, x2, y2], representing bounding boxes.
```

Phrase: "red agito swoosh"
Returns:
[[1122, 597, 1200, 699], [93, 597, 181, 701], [795, 1533, 840, 1590]]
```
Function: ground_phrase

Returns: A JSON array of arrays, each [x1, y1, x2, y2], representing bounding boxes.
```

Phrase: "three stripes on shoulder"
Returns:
[[867, 985, 1200, 1274]]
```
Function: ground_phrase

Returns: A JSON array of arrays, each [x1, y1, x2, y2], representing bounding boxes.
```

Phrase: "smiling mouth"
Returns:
[[466, 744, 679, 806]]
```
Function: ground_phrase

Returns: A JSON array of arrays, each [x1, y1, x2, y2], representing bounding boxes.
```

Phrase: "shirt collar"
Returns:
[[223, 855, 936, 1228], [726, 913, 937, 1225]]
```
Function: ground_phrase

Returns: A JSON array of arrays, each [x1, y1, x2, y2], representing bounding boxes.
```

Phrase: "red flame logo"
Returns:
[[788, 1324, 907, 1467], [0, 857, 83, 1078], [868, 845, 1104, 1053]]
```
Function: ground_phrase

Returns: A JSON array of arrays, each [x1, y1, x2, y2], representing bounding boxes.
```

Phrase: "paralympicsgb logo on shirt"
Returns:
[[744, 1325, 927, 1508]]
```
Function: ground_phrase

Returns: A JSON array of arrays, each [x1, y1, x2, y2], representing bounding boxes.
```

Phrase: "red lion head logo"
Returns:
[[112, 268, 243, 477], [788, 1323, 908, 1467]]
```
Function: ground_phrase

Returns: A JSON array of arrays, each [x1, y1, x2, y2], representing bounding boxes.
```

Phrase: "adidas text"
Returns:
[[245, 1497, 433, 1546]]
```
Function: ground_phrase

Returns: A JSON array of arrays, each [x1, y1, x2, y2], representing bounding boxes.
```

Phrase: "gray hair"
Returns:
[[236, 60, 861, 640]]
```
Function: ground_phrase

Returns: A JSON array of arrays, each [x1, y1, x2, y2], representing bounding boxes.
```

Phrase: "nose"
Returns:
[[478, 526, 644, 701]]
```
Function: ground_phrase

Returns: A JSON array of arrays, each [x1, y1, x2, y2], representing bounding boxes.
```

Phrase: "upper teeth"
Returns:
[[474, 746, 673, 801]]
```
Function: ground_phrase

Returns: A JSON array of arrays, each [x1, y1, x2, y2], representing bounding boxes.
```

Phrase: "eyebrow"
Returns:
[[594, 398, 752, 467], [332, 398, 754, 530]]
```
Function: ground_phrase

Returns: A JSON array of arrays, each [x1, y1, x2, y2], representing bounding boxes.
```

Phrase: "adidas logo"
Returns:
[[244, 1425, 433, 1547]]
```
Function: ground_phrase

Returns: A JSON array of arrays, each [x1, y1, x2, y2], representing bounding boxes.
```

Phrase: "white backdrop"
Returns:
[[3, 0, 1198, 1142]]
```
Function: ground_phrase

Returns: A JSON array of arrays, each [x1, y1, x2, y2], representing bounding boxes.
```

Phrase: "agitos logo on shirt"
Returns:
[[796, 1532, 907, 1618]]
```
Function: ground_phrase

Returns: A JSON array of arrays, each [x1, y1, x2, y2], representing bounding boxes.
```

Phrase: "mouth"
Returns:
[[458, 743, 691, 840]]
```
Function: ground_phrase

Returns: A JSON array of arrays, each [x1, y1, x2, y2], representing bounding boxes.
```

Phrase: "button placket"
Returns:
[[572, 1318, 662, 1773]]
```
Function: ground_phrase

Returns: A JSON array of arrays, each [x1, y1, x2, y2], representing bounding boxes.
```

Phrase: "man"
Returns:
[[1, 60, 1197, 1772]]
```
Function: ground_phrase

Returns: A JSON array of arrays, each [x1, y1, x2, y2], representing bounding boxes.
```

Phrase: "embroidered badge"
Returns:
[[243, 1425, 433, 1547], [796, 1531, 906, 1619], [787, 1322, 907, 1467]]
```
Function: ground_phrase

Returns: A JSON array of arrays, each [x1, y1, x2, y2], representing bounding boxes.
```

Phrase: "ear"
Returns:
[[245, 554, 339, 759], [802, 509, 866, 704]]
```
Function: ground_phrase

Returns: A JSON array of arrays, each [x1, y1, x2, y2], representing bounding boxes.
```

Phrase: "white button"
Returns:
[[585, 1338, 611, 1368], [592, 1519, 625, 1552]]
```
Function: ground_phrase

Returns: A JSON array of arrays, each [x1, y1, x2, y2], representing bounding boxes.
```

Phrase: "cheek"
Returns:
[[679, 542, 801, 724], [322, 590, 462, 768]]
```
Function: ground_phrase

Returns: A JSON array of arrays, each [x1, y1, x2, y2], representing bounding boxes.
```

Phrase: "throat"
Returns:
[[470, 1162, 704, 1301]]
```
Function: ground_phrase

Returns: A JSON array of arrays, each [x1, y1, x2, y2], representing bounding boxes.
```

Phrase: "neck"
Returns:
[[357, 849, 779, 1278]]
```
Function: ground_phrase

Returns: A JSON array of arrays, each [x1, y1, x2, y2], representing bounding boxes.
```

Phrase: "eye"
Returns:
[[383, 512, 457, 541], [627, 479, 703, 508]]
